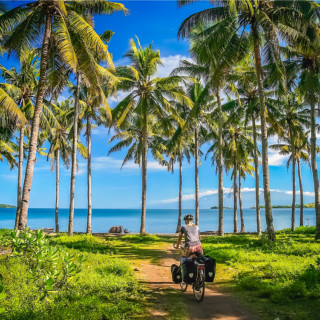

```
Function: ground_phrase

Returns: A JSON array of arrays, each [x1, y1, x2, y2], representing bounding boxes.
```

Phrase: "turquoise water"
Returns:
[[0, 208, 316, 233]]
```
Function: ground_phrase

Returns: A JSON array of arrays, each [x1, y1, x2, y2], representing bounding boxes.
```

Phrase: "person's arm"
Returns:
[[198, 226, 201, 242], [175, 231, 183, 249]]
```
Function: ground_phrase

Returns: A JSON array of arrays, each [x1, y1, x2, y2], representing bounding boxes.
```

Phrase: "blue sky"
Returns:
[[0, 1, 317, 209]]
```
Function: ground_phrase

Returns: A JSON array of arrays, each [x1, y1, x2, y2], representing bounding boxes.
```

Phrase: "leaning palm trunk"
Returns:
[[252, 114, 261, 234], [176, 155, 183, 233], [310, 102, 320, 239], [233, 161, 238, 233], [19, 14, 52, 230], [55, 150, 59, 233], [15, 126, 24, 230], [297, 159, 303, 226], [86, 116, 92, 234], [253, 34, 275, 241], [194, 125, 199, 226], [217, 90, 224, 236], [239, 170, 246, 233], [291, 136, 296, 231], [68, 72, 81, 236]]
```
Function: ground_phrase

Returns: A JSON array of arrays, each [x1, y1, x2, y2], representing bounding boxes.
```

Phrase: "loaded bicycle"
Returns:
[[171, 243, 215, 302]]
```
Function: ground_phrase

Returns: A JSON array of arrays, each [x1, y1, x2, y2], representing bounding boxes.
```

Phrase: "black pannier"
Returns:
[[181, 258, 197, 284], [203, 256, 216, 282], [171, 264, 182, 283]]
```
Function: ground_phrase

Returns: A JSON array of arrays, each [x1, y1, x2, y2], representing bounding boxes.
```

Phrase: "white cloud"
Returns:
[[76, 156, 168, 174], [158, 187, 315, 204], [1, 173, 17, 181], [267, 150, 289, 166], [156, 55, 191, 78]]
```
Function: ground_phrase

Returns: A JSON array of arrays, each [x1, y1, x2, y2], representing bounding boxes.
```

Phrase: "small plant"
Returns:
[[0, 274, 6, 314], [10, 228, 84, 300]]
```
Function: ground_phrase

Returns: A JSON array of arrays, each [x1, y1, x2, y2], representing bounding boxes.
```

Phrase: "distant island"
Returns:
[[0, 204, 16, 208], [211, 206, 232, 209], [250, 203, 315, 209]]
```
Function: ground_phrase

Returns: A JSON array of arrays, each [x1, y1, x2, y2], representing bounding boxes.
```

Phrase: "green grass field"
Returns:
[[0, 227, 320, 320]]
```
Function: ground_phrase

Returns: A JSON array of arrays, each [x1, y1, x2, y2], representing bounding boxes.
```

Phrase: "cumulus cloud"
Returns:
[[158, 187, 314, 204], [267, 150, 289, 166], [76, 156, 168, 175]]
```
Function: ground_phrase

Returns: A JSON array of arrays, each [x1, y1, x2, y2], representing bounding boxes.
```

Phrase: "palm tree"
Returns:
[[177, 0, 305, 240], [269, 92, 310, 231], [167, 102, 193, 232], [223, 117, 255, 233], [108, 114, 173, 233], [0, 0, 127, 231], [112, 38, 190, 234], [176, 21, 248, 236], [270, 131, 314, 229]]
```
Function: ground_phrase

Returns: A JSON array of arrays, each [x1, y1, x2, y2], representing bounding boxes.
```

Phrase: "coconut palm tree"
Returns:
[[268, 92, 310, 231], [223, 116, 255, 233], [0, 0, 127, 231], [112, 38, 190, 234], [167, 102, 193, 232], [108, 114, 174, 233], [177, 0, 307, 240], [175, 21, 248, 235]]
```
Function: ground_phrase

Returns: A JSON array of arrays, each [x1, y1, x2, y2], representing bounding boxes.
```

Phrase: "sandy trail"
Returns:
[[137, 245, 260, 320]]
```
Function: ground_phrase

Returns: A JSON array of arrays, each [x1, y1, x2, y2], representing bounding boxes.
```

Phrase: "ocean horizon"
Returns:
[[0, 208, 316, 233]]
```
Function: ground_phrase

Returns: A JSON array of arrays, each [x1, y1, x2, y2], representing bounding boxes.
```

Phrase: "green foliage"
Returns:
[[0, 232, 145, 320], [203, 227, 320, 304], [0, 274, 6, 314]]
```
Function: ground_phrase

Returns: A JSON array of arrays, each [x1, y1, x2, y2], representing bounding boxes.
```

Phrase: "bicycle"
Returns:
[[172, 243, 205, 302]]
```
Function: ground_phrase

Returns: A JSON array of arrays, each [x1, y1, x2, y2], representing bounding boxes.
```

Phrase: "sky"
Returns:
[[0, 0, 318, 209]]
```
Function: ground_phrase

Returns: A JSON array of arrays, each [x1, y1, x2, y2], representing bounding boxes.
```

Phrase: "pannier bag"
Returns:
[[171, 264, 182, 284], [181, 258, 197, 284], [203, 256, 216, 282]]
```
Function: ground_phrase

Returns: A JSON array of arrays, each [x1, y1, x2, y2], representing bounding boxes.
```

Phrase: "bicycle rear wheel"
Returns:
[[193, 280, 205, 302]]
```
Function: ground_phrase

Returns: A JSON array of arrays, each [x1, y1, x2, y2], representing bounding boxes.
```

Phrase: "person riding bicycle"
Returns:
[[174, 214, 203, 258]]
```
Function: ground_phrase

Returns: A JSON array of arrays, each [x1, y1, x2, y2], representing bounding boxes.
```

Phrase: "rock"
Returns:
[[134, 268, 140, 272], [108, 226, 123, 233]]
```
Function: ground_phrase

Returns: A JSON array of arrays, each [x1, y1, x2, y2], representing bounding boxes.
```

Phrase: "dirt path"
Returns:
[[136, 245, 260, 320]]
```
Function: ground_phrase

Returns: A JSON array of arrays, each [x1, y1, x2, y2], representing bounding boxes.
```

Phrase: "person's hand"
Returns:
[[173, 243, 178, 249]]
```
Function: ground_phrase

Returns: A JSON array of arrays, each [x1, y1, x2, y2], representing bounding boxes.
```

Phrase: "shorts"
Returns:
[[184, 243, 203, 257]]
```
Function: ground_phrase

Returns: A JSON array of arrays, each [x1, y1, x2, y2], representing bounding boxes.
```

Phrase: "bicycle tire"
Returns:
[[193, 280, 205, 302], [180, 282, 188, 292]]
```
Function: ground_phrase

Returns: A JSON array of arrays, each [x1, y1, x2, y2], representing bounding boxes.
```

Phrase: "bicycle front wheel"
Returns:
[[193, 280, 205, 302]]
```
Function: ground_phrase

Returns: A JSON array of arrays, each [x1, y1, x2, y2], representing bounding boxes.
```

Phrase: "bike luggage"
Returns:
[[203, 256, 216, 282], [181, 258, 197, 284], [171, 264, 182, 283]]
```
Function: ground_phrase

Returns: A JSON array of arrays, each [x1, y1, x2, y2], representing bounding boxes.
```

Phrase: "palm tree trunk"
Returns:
[[290, 134, 296, 231], [86, 116, 92, 234], [217, 90, 224, 236], [297, 159, 303, 227], [233, 161, 238, 233], [253, 33, 275, 241], [18, 14, 52, 230], [194, 125, 199, 226], [15, 126, 24, 230], [55, 149, 59, 233], [252, 114, 261, 235], [140, 111, 148, 235], [176, 155, 183, 233], [68, 72, 81, 236], [239, 169, 246, 233], [310, 101, 320, 239]]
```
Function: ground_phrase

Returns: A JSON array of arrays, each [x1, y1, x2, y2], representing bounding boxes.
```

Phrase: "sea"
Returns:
[[0, 208, 316, 233]]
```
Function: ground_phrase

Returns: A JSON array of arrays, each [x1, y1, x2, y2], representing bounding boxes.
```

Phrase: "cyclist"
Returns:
[[174, 214, 203, 258]]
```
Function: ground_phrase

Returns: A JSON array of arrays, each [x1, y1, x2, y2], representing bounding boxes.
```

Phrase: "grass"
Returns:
[[1, 228, 320, 320], [202, 227, 320, 320]]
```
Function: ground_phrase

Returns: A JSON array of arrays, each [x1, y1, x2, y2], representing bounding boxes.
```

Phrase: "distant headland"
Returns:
[[210, 206, 232, 209], [250, 203, 315, 209], [0, 204, 16, 208]]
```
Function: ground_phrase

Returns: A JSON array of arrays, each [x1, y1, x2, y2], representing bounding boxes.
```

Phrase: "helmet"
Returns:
[[183, 214, 194, 221]]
